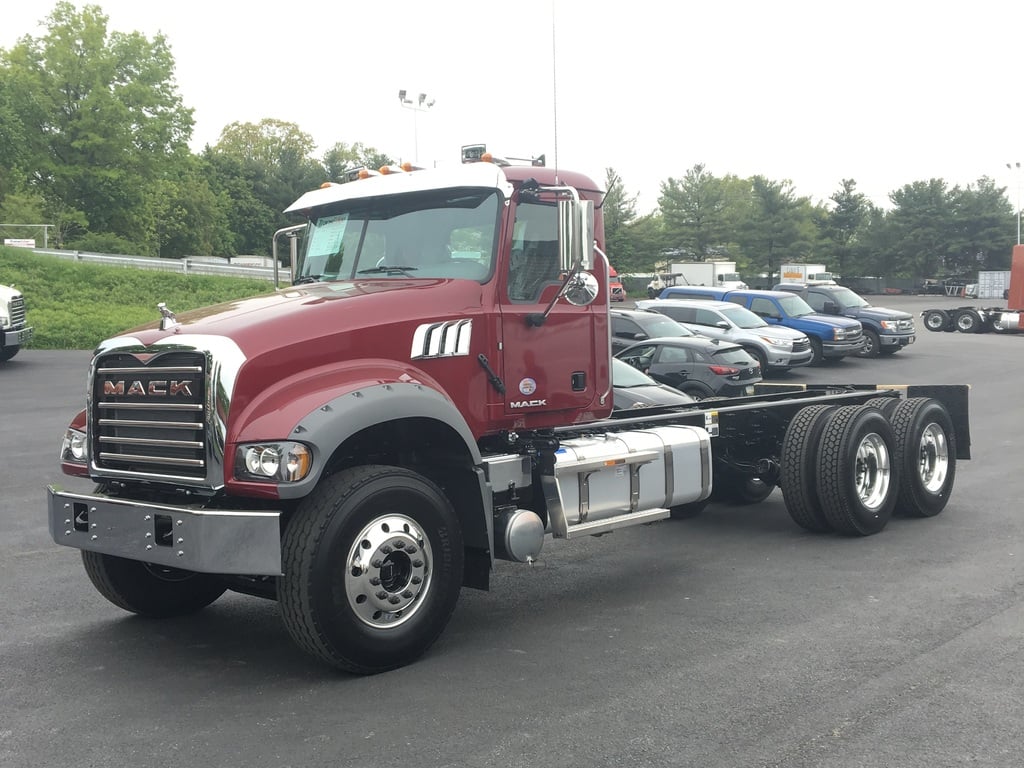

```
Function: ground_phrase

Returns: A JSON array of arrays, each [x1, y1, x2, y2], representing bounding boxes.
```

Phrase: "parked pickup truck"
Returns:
[[659, 286, 865, 364], [772, 282, 916, 357]]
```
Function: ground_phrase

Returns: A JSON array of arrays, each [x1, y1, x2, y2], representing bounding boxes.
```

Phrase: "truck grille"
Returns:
[[92, 351, 207, 479], [897, 319, 915, 332], [792, 337, 811, 353], [9, 296, 26, 327]]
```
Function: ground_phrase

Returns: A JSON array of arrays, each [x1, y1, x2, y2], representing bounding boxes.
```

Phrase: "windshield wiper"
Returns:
[[293, 274, 321, 285], [357, 265, 419, 276]]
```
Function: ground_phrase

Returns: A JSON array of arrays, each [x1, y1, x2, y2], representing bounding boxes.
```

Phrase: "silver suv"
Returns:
[[635, 298, 813, 374]]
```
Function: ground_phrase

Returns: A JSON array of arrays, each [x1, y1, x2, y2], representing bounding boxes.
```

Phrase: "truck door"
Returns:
[[498, 198, 606, 419]]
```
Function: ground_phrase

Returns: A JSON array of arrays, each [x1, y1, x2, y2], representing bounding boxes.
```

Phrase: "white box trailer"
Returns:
[[779, 263, 834, 284]]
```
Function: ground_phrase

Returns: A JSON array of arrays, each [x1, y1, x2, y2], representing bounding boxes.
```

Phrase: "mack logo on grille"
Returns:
[[103, 380, 194, 397]]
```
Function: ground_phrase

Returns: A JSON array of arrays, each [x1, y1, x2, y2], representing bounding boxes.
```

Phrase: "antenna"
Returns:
[[550, 1, 559, 184]]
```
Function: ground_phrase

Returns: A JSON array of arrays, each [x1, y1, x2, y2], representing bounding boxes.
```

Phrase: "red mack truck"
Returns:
[[921, 244, 1024, 333], [48, 145, 971, 674]]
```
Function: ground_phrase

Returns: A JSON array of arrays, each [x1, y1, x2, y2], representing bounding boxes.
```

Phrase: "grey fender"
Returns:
[[279, 381, 494, 562]]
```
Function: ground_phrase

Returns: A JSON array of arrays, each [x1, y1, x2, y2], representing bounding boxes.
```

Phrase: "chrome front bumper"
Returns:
[[3, 325, 33, 346], [47, 486, 282, 575]]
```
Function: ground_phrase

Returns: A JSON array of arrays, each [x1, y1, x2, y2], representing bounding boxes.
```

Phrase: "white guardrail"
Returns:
[[28, 248, 279, 282]]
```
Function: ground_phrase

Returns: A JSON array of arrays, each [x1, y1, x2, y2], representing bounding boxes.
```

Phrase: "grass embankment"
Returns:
[[1, 248, 274, 350]]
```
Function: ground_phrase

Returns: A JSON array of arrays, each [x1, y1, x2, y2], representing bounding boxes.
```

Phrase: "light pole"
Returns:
[[1008, 162, 1021, 245], [398, 90, 435, 163]]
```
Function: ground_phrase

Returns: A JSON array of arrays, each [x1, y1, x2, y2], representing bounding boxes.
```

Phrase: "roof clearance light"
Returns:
[[481, 152, 494, 164], [380, 165, 393, 175], [358, 168, 371, 180], [401, 162, 414, 172]]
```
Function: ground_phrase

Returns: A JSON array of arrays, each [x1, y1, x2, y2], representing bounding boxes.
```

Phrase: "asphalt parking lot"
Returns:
[[2, 292, 1023, 768]]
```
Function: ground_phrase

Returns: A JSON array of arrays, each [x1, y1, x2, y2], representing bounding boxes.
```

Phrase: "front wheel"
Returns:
[[955, 310, 982, 333], [809, 337, 825, 365], [0, 344, 18, 362], [858, 329, 881, 358], [81, 552, 227, 617], [278, 465, 463, 674]]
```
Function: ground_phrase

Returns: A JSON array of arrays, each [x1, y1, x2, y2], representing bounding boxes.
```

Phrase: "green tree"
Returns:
[[820, 179, 869, 277], [602, 168, 643, 271], [885, 179, 957, 279], [323, 142, 394, 179], [947, 177, 1015, 272], [658, 164, 731, 261], [0, 2, 194, 251], [735, 176, 815, 283]]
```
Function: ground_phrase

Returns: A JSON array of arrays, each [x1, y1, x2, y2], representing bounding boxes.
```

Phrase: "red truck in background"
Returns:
[[921, 245, 1024, 333], [608, 264, 626, 301], [48, 145, 971, 674]]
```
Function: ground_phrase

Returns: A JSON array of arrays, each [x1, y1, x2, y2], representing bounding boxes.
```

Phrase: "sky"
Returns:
[[4, 0, 1024, 215]]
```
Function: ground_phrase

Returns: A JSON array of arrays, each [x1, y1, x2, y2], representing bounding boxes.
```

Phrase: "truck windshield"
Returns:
[[719, 305, 767, 329], [777, 294, 815, 317], [297, 188, 500, 283], [829, 287, 870, 309]]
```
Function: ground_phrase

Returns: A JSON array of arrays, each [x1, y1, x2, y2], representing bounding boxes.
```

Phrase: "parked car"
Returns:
[[609, 308, 702, 355], [635, 298, 812, 375], [615, 336, 762, 400], [611, 357, 697, 413], [772, 282, 915, 357], [656, 285, 864, 364]]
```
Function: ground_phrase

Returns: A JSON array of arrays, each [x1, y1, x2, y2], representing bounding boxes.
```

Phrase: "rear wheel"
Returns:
[[278, 465, 463, 674], [955, 310, 982, 333], [889, 398, 956, 517], [816, 405, 898, 536], [81, 552, 227, 617], [780, 404, 837, 532], [923, 310, 951, 332]]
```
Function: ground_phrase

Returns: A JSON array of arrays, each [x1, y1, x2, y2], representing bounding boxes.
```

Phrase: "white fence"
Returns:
[[28, 248, 278, 282]]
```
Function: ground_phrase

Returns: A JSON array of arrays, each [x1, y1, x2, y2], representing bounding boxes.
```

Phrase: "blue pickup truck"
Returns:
[[772, 282, 915, 357], [658, 286, 865, 364]]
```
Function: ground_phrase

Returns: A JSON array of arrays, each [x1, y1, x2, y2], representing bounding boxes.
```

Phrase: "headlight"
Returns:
[[760, 335, 792, 349], [236, 442, 312, 483], [61, 428, 88, 463], [879, 320, 895, 331], [833, 328, 846, 341]]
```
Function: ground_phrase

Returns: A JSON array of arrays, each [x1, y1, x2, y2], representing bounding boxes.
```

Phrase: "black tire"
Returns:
[[780, 404, 837, 532], [710, 470, 775, 505], [81, 551, 227, 618], [809, 337, 825, 365], [858, 329, 881, 358], [745, 347, 768, 375], [863, 396, 901, 418], [889, 398, 956, 517], [669, 498, 711, 519], [681, 383, 716, 400], [733, 476, 775, 504], [0, 344, 18, 362], [923, 310, 951, 332], [816, 405, 898, 536], [278, 465, 463, 674], [955, 310, 982, 333]]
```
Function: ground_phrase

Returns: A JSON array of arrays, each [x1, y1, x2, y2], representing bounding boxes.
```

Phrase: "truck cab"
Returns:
[[773, 282, 915, 357], [0, 282, 33, 362]]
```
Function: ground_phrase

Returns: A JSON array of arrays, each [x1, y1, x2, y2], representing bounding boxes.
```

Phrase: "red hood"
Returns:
[[116, 279, 485, 359]]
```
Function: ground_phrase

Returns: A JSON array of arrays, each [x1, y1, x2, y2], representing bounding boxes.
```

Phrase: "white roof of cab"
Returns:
[[284, 162, 514, 214]]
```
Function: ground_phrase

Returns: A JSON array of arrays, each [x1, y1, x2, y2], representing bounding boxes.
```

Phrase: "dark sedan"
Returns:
[[610, 308, 701, 355], [611, 357, 697, 413], [615, 336, 762, 400]]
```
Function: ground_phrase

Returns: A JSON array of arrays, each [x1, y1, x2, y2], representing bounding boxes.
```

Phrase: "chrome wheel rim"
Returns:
[[345, 514, 432, 629], [917, 422, 949, 493], [855, 432, 892, 510]]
